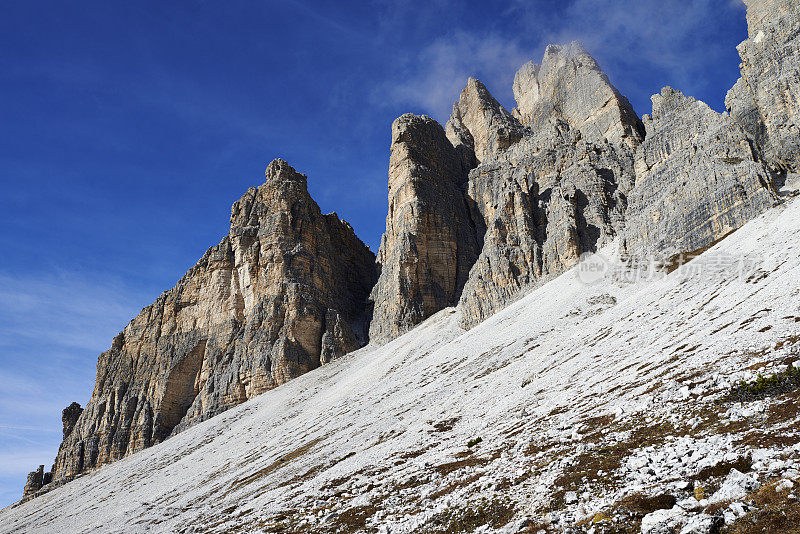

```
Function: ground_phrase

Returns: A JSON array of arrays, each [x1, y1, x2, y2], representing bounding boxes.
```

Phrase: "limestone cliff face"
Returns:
[[726, 0, 800, 175], [445, 78, 527, 164], [368, 114, 479, 344], [623, 88, 778, 259], [512, 42, 645, 150], [21, 0, 800, 502], [458, 118, 634, 327], [49, 159, 376, 483]]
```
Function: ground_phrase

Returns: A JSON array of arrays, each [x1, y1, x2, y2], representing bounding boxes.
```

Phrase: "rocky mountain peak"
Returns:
[[368, 113, 479, 344], [445, 77, 526, 164], [39, 158, 376, 488], [512, 40, 644, 149], [263, 158, 305, 183]]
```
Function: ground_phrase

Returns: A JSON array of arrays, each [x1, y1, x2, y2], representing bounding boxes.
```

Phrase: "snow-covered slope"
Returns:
[[2, 196, 800, 533]]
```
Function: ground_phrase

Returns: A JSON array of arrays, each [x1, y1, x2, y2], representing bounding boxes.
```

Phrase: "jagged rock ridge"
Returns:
[[36, 160, 376, 491], [369, 114, 478, 344], [624, 87, 778, 259], [726, 0, 800, 177], [18, 0, 799, 503]]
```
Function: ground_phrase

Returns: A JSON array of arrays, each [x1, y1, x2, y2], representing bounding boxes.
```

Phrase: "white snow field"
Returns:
[[2, 195, 800, 533]]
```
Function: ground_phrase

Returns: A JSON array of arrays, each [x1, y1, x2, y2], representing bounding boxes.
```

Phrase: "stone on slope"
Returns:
[[458, 118, 635, 327], [445, 78, 527, 164], [624, 87, 778, 260], [47, 159, 376, 485], [369, 114, 479, 344], [512, 42, 645, 150], [726, 0, 800, 175]]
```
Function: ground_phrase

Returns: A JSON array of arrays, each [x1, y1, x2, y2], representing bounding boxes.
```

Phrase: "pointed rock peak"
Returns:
[[392, 113, 445, 145], [370, 110, 478, 344], [513, 42, 644, 149], [445, 77, 525, 164], [264, 158, 307, 185]]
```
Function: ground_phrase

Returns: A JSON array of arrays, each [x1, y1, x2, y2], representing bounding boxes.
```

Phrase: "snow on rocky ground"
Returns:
[[2, 195, 800, 534]]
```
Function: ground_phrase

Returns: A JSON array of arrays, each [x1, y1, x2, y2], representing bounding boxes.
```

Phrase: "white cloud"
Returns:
[[383, 31, 532, 122], [382, 0, 747, 120]]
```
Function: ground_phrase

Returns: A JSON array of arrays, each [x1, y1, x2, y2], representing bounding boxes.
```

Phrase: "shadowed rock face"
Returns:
[[368, 114, 479, 344], [726, 0, 800, 176], [50, 159, 376, 482], [623, 87, 778, 259], [512, 42, 645, 150]]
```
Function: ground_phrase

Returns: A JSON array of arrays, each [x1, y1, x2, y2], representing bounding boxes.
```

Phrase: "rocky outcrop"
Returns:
[[21, 0, 800, 503], [512, 42, 645, 150], [22, 466, 49, 500], [458, 118, 635, 327], [368, 114, 479, 343], [623, 87, 778, 259], [445, 78, 527, 164], [726, 0, 799, 176], [48, 159, 376, 483], [62, 402, 83, 440]]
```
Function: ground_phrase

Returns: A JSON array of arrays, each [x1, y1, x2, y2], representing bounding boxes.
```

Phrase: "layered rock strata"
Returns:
[[368, 114, 479, 344], [623, 87, 778, 259], [49, 159, 376, 482], [726, 0, 800, 176]]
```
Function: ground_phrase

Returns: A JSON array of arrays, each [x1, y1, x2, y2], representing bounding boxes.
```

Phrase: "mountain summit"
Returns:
[[6, 1, 800, 532]]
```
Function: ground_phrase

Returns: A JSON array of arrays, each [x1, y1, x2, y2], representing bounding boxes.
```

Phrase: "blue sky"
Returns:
[[0, 0, 747, 507]]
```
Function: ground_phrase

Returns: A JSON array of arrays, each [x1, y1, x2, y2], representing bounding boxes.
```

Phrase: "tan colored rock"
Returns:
[[48, 159, 376, 482], [445, 78, 526, 164], [368, 114, 479, 343], [512, 42, 644, 150]]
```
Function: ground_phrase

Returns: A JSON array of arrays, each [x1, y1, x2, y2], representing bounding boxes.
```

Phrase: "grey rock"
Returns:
[[726, 0, 800, 175], [458, 118, 634, 327], [369, 114, 479, 343], [623, 87, 778, 260], [445, 78, 527, 164], [22, 466, 45, 500], [47, 159, 376, 485], [512, 42, 645, 149]]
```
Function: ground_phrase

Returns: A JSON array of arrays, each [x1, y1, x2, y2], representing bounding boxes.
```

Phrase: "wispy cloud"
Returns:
[[0, 270, 144, 354], [382, 31, 531, 122], [381, 0, 747, 120], [538, 0, 745, 93], [0, 269, 149, 506]]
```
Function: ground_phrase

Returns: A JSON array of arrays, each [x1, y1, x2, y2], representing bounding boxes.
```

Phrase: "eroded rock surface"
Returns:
[[726, 0, 800, 175], [445, 78, 526, 164], [369, 114, 479, 343], [512, 42, 644, 149], [49, 159, 376, 483], [624, 87, 778, 259], [458, 119, 634, 327]]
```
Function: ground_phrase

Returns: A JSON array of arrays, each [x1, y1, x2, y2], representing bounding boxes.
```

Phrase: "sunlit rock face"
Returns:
[[623, 87, 778, 260], [512, 41, 645, 150], [51, 159, 376, 481], [368, 114, 479, 344], [445, 78, 527, 164], [726, 0, 800, 177], [457, 117, 635, 328]]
